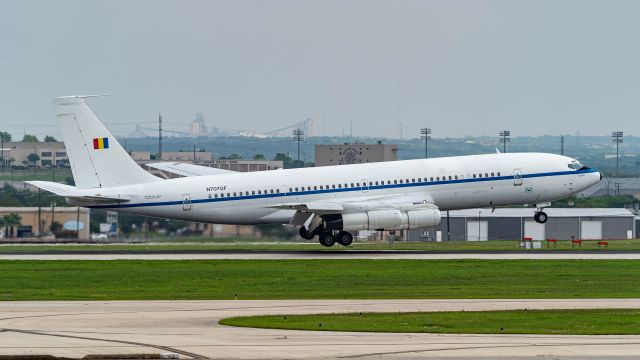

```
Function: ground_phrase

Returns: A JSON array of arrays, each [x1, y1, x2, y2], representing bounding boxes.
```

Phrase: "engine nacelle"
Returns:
[[326, 208, 441, 231]]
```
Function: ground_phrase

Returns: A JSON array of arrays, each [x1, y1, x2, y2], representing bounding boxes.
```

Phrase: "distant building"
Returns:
[[315, 142, 397, 167], [197, 159, 283, 172], [190, 112, 207, 137], [0, 207, 90, 240], [407, 208, 636, 242], [1, 141, 69, 168]]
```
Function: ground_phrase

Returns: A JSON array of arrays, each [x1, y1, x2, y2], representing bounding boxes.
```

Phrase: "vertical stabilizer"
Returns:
[[53, 96, 159, 189]]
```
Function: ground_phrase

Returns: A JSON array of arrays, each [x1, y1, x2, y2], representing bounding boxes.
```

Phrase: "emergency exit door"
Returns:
[[182, 193, 192, 211]]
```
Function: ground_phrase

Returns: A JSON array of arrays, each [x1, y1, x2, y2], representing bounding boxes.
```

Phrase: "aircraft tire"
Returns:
[[337, 231, 353, 246], [534, 211, 548, 224], [319, 232, 336, 247]]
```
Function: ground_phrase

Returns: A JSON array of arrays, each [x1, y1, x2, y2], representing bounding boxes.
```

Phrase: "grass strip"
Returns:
[[220, 309, 640, 335], [3, 239, 640, 253], [0, 259, 639, 300]]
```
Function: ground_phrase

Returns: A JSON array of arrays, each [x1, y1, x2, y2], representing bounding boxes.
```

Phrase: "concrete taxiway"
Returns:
[[3, 251, 640, 260], [1, 299, 640, 359]]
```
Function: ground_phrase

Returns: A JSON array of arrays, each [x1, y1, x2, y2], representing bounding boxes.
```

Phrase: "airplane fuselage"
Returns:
[[86, 152, 600, 225]]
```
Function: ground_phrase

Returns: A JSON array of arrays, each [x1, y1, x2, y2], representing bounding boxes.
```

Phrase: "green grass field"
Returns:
[[3, 239, 640, 253], [220, 309, 640, 335], [1, 259, 639, 300]]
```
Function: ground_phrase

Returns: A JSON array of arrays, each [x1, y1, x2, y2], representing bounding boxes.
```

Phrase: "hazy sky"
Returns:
[[1, 0, 639, 139]]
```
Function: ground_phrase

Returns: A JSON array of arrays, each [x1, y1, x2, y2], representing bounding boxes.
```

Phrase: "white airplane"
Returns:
[[27, 96, 602, 247]]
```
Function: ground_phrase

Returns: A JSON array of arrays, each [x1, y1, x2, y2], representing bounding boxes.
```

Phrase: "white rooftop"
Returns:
[[450, 208, 634, 218]]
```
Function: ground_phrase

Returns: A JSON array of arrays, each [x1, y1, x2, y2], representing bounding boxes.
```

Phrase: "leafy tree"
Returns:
[[220, 153, 243, 160], [44, 135, 58, 142], [50, 221, 62, 233], [253, 153, 266, 160], [0, 131, 11, 142], [22, 134, 39, 142], [27, 153, 40, 163], [3, 213, 21, 238]]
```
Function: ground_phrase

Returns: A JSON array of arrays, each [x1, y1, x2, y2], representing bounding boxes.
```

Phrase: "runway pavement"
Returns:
[[1, 299, 640, 359], [2, 251, 640, 260]]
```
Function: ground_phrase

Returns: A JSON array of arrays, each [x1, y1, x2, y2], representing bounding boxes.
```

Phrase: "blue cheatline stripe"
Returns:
[[87, 168, 597, 209]]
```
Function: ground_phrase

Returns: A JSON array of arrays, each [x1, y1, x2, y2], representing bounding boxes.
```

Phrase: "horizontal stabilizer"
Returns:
[[25, 181, 129, 204], [146, 162, 236, 177]]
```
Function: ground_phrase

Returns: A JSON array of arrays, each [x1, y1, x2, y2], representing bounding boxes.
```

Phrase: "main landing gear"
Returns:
[[299, 226, 353, 247]]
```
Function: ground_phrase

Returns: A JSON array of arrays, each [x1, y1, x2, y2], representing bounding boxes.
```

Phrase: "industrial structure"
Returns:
[[408, 208, 636, 242], [314, 142, 397, 166], [0, 141, 68, 168], [0, 206, 90, 240]]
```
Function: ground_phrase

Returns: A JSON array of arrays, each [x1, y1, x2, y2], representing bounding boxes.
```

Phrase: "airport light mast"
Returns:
[[420, 128, 432, 159], [292, 128, 305, 168], [612, 131, 623, 176], [499, 130, 511, 153]]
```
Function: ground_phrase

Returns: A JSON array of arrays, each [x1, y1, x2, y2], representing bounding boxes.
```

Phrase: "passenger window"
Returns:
[[485, 173, 488, 177], [214, 194, 218, 198], [276, 189, 280, 193], [497, 172, 501, 176], [332, 184, 336, 189], [394, 180, 397, 184], [289, 188, 292, 192], [417, 178, 421, 182], [491, 172, 494, 177], [473, 174, 476, 178], [375, 181, 379, 185], [208, 194, 211, 199], [454, 175, 458, 180], [233, 192, 237, 196], [320, 185, 323, 189], [430, 177, 433, 181]]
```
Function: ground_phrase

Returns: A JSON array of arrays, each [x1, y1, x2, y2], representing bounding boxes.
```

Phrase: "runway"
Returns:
[[2, 251, 640, 260], [2, 299, 640, 359]]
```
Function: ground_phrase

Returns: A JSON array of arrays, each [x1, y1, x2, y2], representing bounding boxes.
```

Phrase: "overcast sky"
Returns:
[[1, 0, 639, 139]]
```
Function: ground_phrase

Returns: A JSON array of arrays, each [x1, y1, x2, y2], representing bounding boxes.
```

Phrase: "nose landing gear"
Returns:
[[534, 210, 548, 224]]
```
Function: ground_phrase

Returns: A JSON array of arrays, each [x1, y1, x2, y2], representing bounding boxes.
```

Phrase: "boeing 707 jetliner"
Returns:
[[27, 96, 602, 247]]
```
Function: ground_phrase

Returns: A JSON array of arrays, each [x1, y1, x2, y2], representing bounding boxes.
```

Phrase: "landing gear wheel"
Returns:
[[534, 211, 548, 224], [337, 231, 353, 246], [319, 232, 336, 247], [299, 226, 315, 240]]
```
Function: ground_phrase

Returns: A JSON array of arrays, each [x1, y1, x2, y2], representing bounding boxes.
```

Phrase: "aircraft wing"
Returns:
[[25, 181, 130, 204], [146, 162, 236, 177]]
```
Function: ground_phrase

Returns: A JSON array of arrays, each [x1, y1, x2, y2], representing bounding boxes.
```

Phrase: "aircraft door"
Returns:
[[182, 193, 192, 211], [513, 169, 523, 186]]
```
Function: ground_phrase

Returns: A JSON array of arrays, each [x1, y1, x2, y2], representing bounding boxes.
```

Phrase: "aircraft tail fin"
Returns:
[[53, 95, 159, 189]]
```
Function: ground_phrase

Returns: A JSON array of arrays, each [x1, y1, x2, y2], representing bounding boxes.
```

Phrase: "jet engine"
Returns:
[[323, 208, 441, 231]]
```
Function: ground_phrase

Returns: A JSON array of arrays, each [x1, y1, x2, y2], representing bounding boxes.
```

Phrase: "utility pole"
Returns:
[[292, 128, 304, 168], [499, 130, 511, 153], [612, 131, 623, 177], [420, 128, 432, 158], [158, 113, 162, 160], [560, 134, 565, 155]]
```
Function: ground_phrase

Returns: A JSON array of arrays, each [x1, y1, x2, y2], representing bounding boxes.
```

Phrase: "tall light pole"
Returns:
[[612, 131, 623, 177], [560, 134, 565, 155], [499, 130, 511, 153], [292, 128, 304, 168], [420, 128, 432, 158]]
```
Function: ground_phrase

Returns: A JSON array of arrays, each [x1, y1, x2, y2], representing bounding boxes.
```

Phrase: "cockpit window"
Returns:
[[568, 161, 588, 170]]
